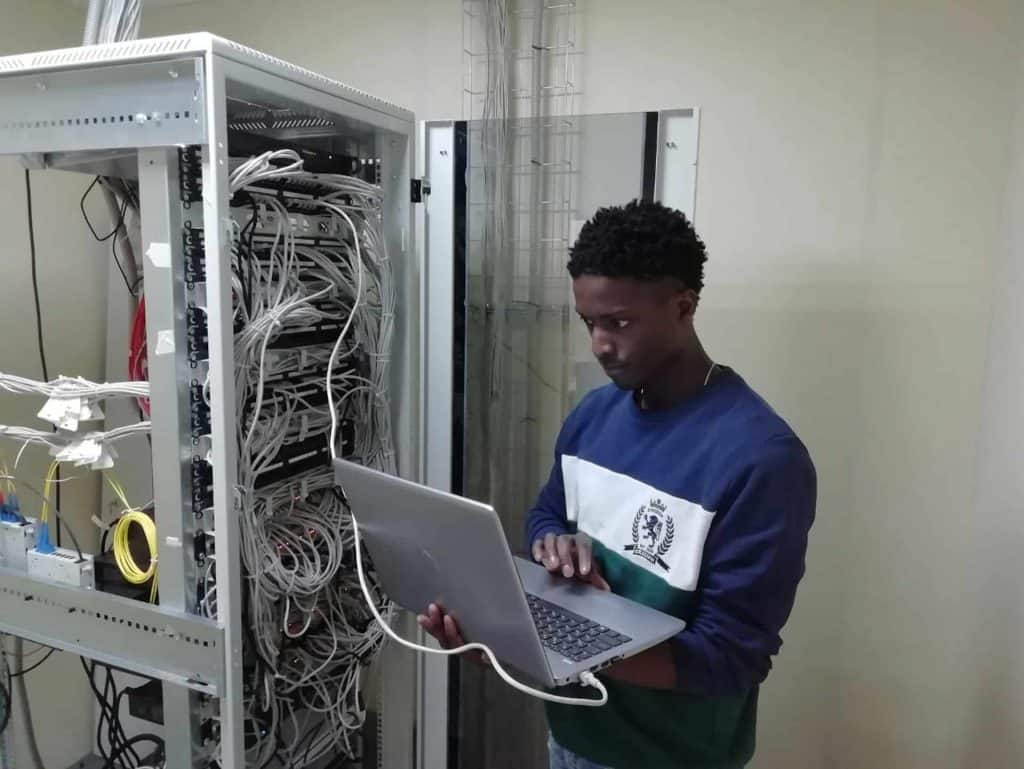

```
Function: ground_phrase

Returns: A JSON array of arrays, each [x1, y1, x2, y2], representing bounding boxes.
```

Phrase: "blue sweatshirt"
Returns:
[[525, 368, 816, 769]]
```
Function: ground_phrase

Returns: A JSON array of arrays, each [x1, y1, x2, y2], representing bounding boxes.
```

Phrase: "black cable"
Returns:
[[0, 652, 11, 737], [80, 176, 121, 241], [84, 660, 112, 763], [0, 667, 11, 736], [26, 169, 63, 547], [81, 658, 140, 767], [9, 648, 54, 678], [110, 215, 134, 296], [100, 733, 163, 769], [26, 170, 48, 382], [82, 176, 135, 295], [49, 505, 83, 559], [299, 719, 326, 768]]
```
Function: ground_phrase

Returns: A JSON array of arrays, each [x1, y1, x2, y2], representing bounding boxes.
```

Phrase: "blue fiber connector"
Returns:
[[35, 521, 55, 554], [0, 492, 18, 523], [1, 492, 23, 523]]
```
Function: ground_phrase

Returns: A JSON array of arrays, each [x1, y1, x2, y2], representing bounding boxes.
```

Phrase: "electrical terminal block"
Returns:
[[27, 546, 95, 589], [0, 515, 37, 571]]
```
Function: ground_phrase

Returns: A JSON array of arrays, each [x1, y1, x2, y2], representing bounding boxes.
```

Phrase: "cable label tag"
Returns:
[[55, 437, 103, 465], [78, 400, 105, 422], [38, 394, 83, 431], [155, 330, 176, 356], [146, 242, 171, 269], [90, 444, 117, 471]]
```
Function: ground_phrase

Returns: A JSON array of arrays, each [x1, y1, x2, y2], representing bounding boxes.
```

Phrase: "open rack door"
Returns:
[[419, 110, 699, 769]]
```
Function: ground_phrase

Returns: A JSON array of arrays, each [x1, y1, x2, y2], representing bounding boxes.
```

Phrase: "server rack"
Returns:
[[0, 34, 425, 769]]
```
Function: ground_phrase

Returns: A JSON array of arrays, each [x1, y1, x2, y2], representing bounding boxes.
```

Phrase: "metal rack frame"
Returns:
[[0, 33, 421, 769]]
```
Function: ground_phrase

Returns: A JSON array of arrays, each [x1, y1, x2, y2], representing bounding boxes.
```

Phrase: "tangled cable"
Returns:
[[200, 153, 395, 766]]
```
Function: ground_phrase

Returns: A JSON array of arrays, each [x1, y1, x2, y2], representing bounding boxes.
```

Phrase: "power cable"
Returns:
[[24, 170, 62, 550], [9, 648, 55, 679]]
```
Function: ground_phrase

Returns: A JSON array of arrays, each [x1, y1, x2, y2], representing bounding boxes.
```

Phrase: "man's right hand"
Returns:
[[417, 603, 487, 665], [532, 532, 610, 590], [417, 603, 466, 650]]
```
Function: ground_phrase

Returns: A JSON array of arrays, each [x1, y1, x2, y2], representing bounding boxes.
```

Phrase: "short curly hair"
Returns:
[[567, 199, 707, 294]]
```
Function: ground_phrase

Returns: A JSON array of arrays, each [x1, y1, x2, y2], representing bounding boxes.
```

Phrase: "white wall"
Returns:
[[960, 44, 1024, 769], [0, 3, 114, 768], [568, 3, 1020, 768], [145, 1, 1024, 768], [3, 1, 1019, 768], [145, 0, 464, 120]]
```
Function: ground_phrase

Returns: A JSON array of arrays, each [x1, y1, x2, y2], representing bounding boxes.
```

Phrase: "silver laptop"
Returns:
[[334, 459, 686, 688]]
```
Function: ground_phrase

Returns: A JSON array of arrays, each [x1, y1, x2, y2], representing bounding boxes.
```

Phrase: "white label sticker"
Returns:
[[155, 330, 175, 355], [38, 395, 82, 431], [90, 445, 116, 470], [79, 401, 105, 422], [147, 242, 171, 268], [56, 438, 102, 466]]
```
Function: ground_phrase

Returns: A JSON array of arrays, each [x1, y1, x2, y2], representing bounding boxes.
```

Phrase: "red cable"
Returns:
[[129, 296, 150, 416]]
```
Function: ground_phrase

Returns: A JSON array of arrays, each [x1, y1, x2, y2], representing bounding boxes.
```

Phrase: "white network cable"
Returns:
[[317, 240, 607, 707], [0, 372, 149, 399], [229, 150, 305, 192], [84, 0, 142, 46], [222, 154, 397, 766], [0, 422, 150, 448], [347, 511, 607, 706]]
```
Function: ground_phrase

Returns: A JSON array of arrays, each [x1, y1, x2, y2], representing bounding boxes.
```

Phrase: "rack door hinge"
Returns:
[[411, 178, 431, 203]]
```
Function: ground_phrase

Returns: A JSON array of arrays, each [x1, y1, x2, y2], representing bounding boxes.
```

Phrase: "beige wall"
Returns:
[[566, 2, 1019, 768], [576, 4, 1022, 767], [147, 1, 1023, 767], [2, 0, 1021, 767], [960, 43, 1024, 769], [0, 2, 113, 768]]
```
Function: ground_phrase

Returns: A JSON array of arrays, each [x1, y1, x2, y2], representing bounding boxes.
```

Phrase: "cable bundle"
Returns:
[[0, 373, 149, 400], [0, 423, 150, 454], [83, 0, 142, 46], [81, 658, 164, 768], [198, 153, 396, 766]]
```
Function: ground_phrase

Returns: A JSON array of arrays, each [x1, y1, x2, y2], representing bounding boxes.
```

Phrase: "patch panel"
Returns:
[[27, 547, 95, 589], [0, 516, 37, 571]]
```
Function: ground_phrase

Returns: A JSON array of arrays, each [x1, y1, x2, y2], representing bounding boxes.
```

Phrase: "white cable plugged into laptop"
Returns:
[[349, 514, 608, 707], [324, 211, 606, 707]]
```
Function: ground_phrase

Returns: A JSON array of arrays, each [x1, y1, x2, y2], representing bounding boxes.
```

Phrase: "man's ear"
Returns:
[[675, 288, 699, 319]]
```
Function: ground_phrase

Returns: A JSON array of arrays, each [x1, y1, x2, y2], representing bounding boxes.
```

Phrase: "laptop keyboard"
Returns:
[[526, 594, 632, 662]]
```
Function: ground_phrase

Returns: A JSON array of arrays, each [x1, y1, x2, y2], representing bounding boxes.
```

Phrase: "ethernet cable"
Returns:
[[0, 422, 150, 450], [321, 199, 607, 708], [0, 372, 149, 400], [227, 156, 398, 764], [226, 154, 415, 764]]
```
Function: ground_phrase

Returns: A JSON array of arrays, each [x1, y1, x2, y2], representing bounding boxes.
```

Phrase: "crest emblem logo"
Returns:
[[624, 498, 675, 571]]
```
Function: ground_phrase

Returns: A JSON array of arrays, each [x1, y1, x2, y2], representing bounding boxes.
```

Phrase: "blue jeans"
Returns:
[[549, 737, 612, 769]]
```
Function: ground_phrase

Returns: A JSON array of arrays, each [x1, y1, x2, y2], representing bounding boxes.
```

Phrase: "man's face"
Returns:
[[572, 275, 694, 391]]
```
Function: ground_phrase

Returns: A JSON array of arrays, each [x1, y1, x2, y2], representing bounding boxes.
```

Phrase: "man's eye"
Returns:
[[613, 319, 631, 330]]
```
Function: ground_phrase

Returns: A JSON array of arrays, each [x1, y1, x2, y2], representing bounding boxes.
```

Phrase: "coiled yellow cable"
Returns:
[[112, 511, 157, 603], [106, 475, 158, 603]]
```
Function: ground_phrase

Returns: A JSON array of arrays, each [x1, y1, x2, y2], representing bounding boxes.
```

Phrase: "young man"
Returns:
[[419, 200, 816, 769]]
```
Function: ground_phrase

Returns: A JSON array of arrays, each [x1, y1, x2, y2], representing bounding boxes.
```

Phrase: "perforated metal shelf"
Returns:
[[0, 567, 224, 694]]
